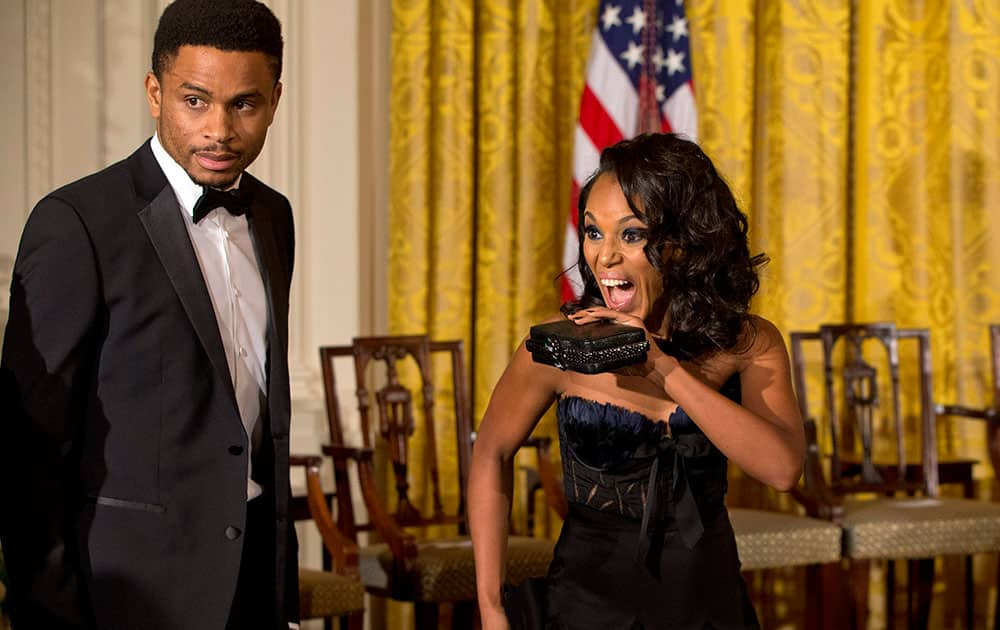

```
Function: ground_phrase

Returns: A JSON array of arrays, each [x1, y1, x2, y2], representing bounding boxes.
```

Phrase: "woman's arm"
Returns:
[[568, 309, 804, 490], [655, 317, 805, 490], [468, 342, 561, 627]]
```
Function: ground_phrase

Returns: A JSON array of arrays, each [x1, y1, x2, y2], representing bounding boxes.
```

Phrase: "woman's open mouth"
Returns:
[[601, 277, 636, 311]]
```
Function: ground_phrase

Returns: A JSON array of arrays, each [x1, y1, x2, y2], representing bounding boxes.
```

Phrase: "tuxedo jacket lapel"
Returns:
[[138, 183, 239, 408], [131, 144, 288, 430], [243, 179, 290, 425]]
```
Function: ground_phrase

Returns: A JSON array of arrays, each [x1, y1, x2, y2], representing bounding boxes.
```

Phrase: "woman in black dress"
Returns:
[[468, 133, 805, 630]]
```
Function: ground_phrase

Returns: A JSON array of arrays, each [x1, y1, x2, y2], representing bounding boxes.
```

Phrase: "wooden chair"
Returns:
[[790, 323, 1000, 629], [289, 455, 365, 630], [318, 336, 553, 629], [932, 323, 1000, 629]]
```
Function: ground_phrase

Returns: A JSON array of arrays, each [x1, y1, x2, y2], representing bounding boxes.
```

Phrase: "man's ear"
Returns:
[[267, 81, 283, 124], [145, 72, 162, 119]]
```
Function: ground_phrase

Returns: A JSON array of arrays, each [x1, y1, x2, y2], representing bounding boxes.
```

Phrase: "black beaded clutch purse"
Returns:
[[525, 320, 649, 374]]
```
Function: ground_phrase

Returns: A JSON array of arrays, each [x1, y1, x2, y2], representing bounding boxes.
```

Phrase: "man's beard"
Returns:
[[189, 171, 241, 189]]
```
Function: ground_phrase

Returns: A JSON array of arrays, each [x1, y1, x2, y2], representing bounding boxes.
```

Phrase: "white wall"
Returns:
[[0, 1, 389, 623]]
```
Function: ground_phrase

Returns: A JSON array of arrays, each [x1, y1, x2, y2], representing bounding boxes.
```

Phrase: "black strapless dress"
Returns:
[[506, 377, 760, 630]]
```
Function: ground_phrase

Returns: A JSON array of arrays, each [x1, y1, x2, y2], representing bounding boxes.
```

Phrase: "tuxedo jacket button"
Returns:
[[228, 445, 244, 455], [225, 526, 242, 540]]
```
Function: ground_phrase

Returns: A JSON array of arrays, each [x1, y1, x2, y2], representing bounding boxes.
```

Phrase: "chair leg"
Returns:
[[887, 558, 896, 630], [452, 600, 476, 629], [994, 553, 1000, 630], [908, 558, 934, 630], [849, 559, 871, 630], [966, 554, 975, 630], [805, 565, 821, 629], [807, 562, 851, 630], [414, 601, 439, 630], [341, 611, 364, 630]]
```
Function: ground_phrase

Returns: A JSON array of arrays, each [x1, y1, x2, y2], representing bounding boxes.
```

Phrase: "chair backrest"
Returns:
[[790, 323, 940, 498], [319, 335, 473, 534], [318, 344, 358, 539]]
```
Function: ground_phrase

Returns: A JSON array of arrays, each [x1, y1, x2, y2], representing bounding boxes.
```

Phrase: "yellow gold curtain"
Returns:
[[388, 0, 1000, 626], [853, 0, 1000, 454], [389, 0, 594, 420], [689, 3, 853, 623], [387, 1, 593, 626], [850, 6, 1000, 621], [690, 0, 852, 409]]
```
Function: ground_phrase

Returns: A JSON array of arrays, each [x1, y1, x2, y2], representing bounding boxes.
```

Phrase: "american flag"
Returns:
[[561, 0, 697, 301]]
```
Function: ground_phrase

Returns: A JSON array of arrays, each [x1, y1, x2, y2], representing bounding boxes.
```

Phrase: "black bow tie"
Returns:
[[192, 187, 250, 224]]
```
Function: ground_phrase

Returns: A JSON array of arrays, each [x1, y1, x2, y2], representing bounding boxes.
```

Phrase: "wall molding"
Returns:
[[25, 0, 52, 207], [0, 253, 12, 300]]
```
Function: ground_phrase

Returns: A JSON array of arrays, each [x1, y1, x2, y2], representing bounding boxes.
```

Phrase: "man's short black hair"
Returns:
[[152, 0, 283, 82]]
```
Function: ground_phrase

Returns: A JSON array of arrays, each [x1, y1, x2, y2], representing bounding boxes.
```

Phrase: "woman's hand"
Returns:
[[567, 306, 646, 330]]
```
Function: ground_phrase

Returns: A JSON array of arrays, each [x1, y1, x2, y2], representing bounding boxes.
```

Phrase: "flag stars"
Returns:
[[601, 4, 622, 31], [625, 5, 647, 35], [652, 46, 667, 73], [620, 41, 644, 70], [664, 48, 686, 75], [666, 15, 688, 41]]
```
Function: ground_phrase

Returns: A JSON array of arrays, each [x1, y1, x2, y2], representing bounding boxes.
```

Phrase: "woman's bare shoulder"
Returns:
[[506, 317, 571, 388], [739, 316, 791, 363]]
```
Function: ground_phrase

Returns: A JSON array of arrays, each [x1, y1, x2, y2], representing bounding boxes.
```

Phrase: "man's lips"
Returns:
[[195, 152, 239, 171]]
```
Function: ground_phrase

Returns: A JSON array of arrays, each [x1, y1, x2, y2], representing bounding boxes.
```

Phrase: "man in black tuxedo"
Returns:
[[0, 1, 300, 628]]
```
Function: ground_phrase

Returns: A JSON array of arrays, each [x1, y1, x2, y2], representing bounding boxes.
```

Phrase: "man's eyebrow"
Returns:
[[178, 84, 265, 103], [230, 89, 265, 101], [180, 82, 211, 96]]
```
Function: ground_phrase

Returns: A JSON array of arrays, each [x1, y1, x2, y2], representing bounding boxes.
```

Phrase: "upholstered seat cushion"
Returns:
[[841, 497, 1000, 560], [298, 568, 366, 619], [359, 536, 553, 603], [730, 508, 842, 570]]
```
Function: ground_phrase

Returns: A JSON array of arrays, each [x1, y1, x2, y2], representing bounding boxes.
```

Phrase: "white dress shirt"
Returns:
[[150, 134, 268, 502]]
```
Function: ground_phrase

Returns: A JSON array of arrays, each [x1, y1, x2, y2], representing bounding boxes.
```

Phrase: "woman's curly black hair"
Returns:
[[564, 133, 768, 361]]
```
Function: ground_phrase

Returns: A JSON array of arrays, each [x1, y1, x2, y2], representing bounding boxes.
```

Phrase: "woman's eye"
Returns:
[[622, 228, 646, 243], [584, 225, 601, 240]]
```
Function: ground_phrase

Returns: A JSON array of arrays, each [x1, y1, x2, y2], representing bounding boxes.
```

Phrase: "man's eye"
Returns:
[[185, 97, 203, 107]]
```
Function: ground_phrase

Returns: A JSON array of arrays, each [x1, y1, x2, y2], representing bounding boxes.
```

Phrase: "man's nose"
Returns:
[[204, 106, 235, 144]]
